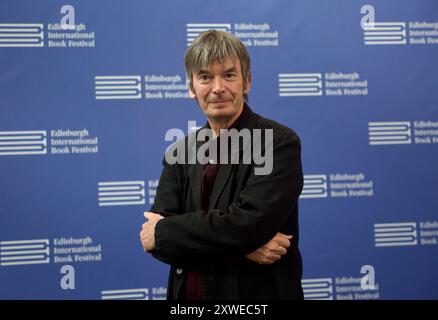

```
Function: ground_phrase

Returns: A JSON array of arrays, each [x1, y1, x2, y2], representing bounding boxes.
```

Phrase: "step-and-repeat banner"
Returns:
[[1, 0, 437, 300]]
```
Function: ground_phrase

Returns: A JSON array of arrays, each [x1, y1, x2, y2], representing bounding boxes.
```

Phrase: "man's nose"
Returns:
[[212, 77, 225, 94]]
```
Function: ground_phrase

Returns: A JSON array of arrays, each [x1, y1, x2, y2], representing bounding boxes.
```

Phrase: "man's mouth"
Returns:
[[209, 99, 232, 104]]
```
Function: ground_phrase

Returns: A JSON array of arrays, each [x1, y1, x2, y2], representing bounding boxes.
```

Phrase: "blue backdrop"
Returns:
[[1, 0, 437, 300]]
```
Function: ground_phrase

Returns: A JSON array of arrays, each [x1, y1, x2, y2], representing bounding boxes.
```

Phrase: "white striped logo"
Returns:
[[302, 278, 333, 300], [278, 73, 322, 97], [363, 22, 407, 45], [98, 181, 145, 206], [0, 239, 50, 266], [374, 222, 418, 247], [368, 121, 412, 145], [300, 175, 328, 199], [101, 288, 149, 300], [94, 75, 142, 100], [0, 130, 47, 156], [0, 23, 44, 47], [186, 23, 231, 46]]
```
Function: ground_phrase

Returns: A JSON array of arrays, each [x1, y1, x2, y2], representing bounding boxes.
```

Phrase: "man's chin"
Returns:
[[208, 109, 234, 120], [209, 101, 232, 110]]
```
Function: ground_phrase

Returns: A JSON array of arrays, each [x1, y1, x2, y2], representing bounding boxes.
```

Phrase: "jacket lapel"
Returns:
[[209, 163, 234, 209], [188, 132, 204, 210], [188, 162, 203, 210]]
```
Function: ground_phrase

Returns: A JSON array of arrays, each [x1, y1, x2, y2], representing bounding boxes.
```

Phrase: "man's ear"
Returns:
[[189, 88, 196, 99], [244, 74, 252, 94]]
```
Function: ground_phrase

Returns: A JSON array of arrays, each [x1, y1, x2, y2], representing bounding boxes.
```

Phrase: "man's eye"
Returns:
[[199, 75, 210, 81], [225, 73, 236, 78]]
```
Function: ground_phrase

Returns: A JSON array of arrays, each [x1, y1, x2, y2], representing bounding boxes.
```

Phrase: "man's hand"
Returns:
[[140, 211, 164, 252], [245, 232, 293, 265]]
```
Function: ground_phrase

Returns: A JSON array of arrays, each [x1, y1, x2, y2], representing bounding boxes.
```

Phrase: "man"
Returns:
[[140, 30, 304, 300]]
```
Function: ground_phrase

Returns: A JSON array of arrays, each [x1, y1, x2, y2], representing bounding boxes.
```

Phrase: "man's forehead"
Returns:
[[197, 57, 240, 73]]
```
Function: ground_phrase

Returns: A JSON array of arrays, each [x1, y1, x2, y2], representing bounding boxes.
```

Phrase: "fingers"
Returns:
[[261, 253, 281, 264], [144, 211, 164, 222], [269, 253, 281, 261], [246, 246, 284, 265], [246, 232, 295, 265], [277, 238, 290, 249], [140, 214, 160, 252], [276, 232, 293, 240], [144, 211, 153, 220], [272, 245, 287, 255], [265, 242, 287, 256], [274, 233, 293, 248]]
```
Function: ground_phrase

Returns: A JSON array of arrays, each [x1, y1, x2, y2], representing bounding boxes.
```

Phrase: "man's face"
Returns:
[[189, 57, 251, 123]]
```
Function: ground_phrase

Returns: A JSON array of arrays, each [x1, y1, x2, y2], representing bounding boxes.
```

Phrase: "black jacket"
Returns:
[[150, 104, 304, 300]]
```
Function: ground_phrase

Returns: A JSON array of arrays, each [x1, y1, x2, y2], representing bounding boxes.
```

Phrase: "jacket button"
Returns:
[[176, 267, 183, 275]]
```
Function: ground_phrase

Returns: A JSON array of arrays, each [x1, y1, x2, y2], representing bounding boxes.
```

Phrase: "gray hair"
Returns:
[[184, 30, 251, 98]]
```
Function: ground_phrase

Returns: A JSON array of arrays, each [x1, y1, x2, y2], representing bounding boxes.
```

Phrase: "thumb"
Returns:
[[277, 232, 293, 239], [144, 211, 153, 220]]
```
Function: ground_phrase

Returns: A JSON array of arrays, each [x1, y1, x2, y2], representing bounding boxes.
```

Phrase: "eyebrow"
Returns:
[[224, 67, 237, 73], [197, 67, 237, 75]]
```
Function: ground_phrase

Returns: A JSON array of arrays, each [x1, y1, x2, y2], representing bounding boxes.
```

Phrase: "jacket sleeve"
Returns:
[[152, 130, 303, 265], [148, 157, 185, 264], [150, 159, 184, 219]]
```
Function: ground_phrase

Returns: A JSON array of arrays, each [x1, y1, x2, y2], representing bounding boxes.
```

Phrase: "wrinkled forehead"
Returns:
[[193, 56, 241, 74]]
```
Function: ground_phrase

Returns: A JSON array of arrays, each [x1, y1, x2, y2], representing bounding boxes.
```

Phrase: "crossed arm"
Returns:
[[140, 212, 293, 265], [139, 133, 302, 265]]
